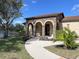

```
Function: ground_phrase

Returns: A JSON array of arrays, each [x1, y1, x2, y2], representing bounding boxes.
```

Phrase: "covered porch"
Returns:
[[27, 20, 62, 40]]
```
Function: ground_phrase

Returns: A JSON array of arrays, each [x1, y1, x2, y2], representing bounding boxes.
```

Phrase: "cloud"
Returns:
[[21, 4, 29, 11], [71, 4, 79, 13], [23, 4, 28, 7], [32, 0, 37, 3]]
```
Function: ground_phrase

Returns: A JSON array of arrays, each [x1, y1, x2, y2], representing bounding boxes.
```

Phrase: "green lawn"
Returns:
[[0, 37, 33, 59], [45, 45, 79, 59]]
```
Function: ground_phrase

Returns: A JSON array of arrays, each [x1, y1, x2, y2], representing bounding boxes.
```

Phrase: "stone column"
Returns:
[[42, 25, 45, 36], [59, 21, 63, 29], [53, 19, 57, 41], [33, 25, 36, 36], [27, 25, 29, 36], [25, 24, 28, 35]]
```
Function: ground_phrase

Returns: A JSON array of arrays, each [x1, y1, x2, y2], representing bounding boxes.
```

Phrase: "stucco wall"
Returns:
[[62, 22, 79, 36]]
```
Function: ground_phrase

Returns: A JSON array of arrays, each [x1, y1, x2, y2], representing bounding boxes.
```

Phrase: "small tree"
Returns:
[[15, 23, 24, 32], [15, 23, 24, 36], [9, 24, 15, 31]]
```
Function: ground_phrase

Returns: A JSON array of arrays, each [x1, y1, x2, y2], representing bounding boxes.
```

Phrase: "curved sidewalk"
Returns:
[[25, 40, 65, 59]]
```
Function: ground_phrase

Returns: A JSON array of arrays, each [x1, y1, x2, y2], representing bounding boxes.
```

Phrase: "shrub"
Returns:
[[63, 28, 77, 49], [56, 30, 64, 41], [56, 27, 77, 49]]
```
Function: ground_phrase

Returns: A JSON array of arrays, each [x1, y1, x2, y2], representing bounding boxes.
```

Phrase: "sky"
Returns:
[[13, 0, 79, 24]]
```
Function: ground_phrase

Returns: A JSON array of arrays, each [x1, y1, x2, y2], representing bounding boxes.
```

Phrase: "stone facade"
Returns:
[[25, 13, 64, 40]]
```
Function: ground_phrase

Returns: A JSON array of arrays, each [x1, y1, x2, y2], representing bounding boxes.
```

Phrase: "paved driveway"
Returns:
[[25, 40, 65, 59]]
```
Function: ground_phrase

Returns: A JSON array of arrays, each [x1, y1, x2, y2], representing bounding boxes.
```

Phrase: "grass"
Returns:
[[45, 45, 79, 59], [0, 36, 33, 59]]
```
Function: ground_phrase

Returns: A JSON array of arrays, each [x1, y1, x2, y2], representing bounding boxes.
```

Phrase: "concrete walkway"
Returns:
[[25, 39, 66, 59]]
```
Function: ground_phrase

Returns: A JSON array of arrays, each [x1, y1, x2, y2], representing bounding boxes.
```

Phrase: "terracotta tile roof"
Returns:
[[26, 12, 64, 20], [63, 16, 79, 22]]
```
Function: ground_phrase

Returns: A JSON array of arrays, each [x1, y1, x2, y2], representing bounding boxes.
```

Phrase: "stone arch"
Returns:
[[44, 21, 53, 36], [35, 22, 42, 36], [34, 20, 44, 26], [44, 20, 54, 25], [28, 23, 33, 36]]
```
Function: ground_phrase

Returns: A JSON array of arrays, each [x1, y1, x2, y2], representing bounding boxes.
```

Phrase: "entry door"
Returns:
[[45, 24, 50, 36]]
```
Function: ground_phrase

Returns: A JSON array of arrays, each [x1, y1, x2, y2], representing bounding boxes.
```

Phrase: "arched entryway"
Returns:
[[45, 21, 53, 36], [35, 22, 42, 36], [28, 23, 33, 36]]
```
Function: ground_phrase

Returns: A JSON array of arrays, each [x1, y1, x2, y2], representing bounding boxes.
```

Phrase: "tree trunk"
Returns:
[[4, 23, 9, 38]]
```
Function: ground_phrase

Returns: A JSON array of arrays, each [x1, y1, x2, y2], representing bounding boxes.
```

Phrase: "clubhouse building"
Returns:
[[25, 13, 79, 39]]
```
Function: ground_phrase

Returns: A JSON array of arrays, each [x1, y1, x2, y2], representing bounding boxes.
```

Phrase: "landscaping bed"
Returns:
[[0, 37, 33, 59], [45, 45, 79, 59]]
